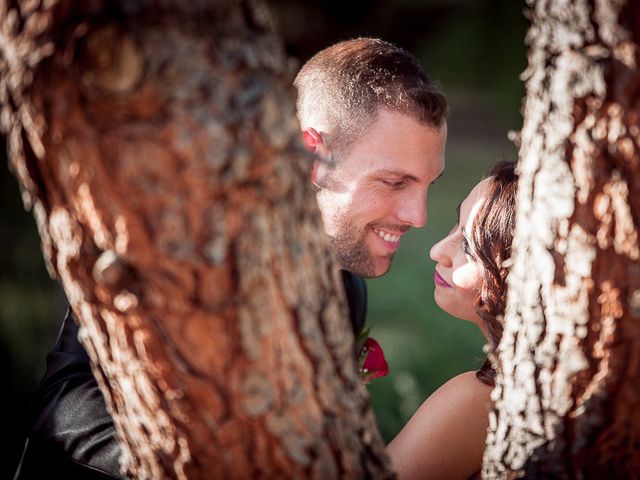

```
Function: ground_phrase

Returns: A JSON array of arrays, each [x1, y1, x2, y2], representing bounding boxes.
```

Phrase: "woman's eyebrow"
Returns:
[[456, 202, 462, 224]]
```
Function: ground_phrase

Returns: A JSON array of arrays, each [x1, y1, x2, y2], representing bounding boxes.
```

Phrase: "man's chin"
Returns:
[[374, 258, 394, 277], [331, 235, 394, 277], [360, 255, 394, 279], [336, 256, 388, 279]]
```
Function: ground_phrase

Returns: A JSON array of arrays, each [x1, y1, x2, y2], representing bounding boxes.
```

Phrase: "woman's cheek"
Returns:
[[451, 263, 483, 290]]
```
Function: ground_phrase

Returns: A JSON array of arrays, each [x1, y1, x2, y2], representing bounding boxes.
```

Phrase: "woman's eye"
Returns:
[[462, 236, 474, 258]]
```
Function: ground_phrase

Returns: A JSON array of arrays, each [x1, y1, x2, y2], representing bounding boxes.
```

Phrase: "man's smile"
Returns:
[[372, 227, 403, 245]]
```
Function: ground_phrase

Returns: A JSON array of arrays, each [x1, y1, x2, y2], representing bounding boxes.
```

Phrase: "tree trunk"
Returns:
[[0, 1, 391, 478], [484, 0, 640, 478]]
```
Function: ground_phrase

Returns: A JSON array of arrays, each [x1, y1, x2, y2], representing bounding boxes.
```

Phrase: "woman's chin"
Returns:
[[433, 295, 454, 318], [434, 296, 477, 324], [434, 287, 481, 323]]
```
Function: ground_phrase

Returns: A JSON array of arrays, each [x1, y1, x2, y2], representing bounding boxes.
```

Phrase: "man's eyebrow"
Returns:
[[370, 169, 444, 184], [372, 169, 419, 181]]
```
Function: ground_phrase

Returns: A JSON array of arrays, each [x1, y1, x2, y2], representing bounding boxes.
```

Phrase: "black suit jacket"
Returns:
[[14, 271, 366, 479]]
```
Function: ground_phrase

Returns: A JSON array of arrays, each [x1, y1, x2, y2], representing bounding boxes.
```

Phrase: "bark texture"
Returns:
[[484, 0, 640, 478], [0, 1, 391, 478]]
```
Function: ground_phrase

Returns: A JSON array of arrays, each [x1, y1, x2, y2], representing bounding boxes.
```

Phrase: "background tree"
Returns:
[[0, 1, 392, 477], [484, 0, 640, 477]]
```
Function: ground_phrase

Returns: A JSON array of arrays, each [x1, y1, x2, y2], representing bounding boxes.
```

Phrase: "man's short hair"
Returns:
[[294, 37, 448, 156]]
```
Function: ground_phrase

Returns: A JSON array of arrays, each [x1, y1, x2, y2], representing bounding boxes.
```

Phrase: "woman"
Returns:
[[387, 162, 518, 480]]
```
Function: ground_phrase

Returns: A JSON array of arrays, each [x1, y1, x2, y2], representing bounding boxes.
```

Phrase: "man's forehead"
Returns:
[[337, 112, 446, 173], [365, 157, 444, 179]]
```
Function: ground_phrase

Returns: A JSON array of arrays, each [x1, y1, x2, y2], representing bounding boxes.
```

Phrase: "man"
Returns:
[[296, 38, 446, 278], [15, 38, 447, 479]]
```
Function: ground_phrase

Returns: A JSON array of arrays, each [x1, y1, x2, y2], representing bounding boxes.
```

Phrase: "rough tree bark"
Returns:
[[484, 0, 640, 478], [0, 1, 391, 478]]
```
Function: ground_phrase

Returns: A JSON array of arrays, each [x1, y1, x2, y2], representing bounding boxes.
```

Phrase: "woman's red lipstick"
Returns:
[[434, 270, 451, 288]]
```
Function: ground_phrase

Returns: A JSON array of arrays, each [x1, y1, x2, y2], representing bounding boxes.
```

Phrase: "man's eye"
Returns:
[[382, 180, 406, 189]]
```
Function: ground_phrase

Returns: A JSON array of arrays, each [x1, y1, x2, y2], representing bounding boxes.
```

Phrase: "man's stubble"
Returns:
[[329, 217, 394, 279]]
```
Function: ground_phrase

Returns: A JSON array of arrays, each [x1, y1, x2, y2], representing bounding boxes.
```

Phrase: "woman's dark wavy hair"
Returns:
[[470, 161, 518, 386]]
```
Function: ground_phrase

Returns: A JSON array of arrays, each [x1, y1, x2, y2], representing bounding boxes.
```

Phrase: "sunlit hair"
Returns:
[[294, 37, 447, 156], [469, 162, 518, 386]]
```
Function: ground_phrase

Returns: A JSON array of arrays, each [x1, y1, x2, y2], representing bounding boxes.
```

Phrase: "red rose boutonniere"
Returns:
[[357, 327, 389, 384]]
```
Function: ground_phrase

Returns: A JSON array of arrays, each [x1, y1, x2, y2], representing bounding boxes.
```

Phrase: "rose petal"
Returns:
[[360, 337, 389, 382]]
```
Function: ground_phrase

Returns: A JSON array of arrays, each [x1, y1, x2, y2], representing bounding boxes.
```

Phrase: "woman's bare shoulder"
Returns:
[[430, 371, 493, 404], [405, 371, 493, 439], [387, 371, 493, 480]]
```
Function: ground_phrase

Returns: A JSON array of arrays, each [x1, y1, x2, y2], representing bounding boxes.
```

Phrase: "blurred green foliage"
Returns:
[[0, 0, 527, 475]]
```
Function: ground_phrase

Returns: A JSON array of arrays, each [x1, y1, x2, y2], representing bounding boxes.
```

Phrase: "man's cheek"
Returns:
[[322, 207, 354, 238]]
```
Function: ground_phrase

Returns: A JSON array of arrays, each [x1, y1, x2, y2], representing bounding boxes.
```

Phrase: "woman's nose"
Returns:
[[430, 235, 451, 265]]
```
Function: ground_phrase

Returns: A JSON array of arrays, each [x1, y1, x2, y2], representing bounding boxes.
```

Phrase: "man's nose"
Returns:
[[395, 195, 427, 228]]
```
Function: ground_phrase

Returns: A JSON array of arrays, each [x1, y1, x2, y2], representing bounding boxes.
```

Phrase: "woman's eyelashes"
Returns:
[[461, 229, 474, 258]]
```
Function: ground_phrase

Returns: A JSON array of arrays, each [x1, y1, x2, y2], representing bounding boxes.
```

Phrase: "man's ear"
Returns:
[[311, 160, 322, 188], [301, 127, 324, 153], [303, 127, 330, 188]]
